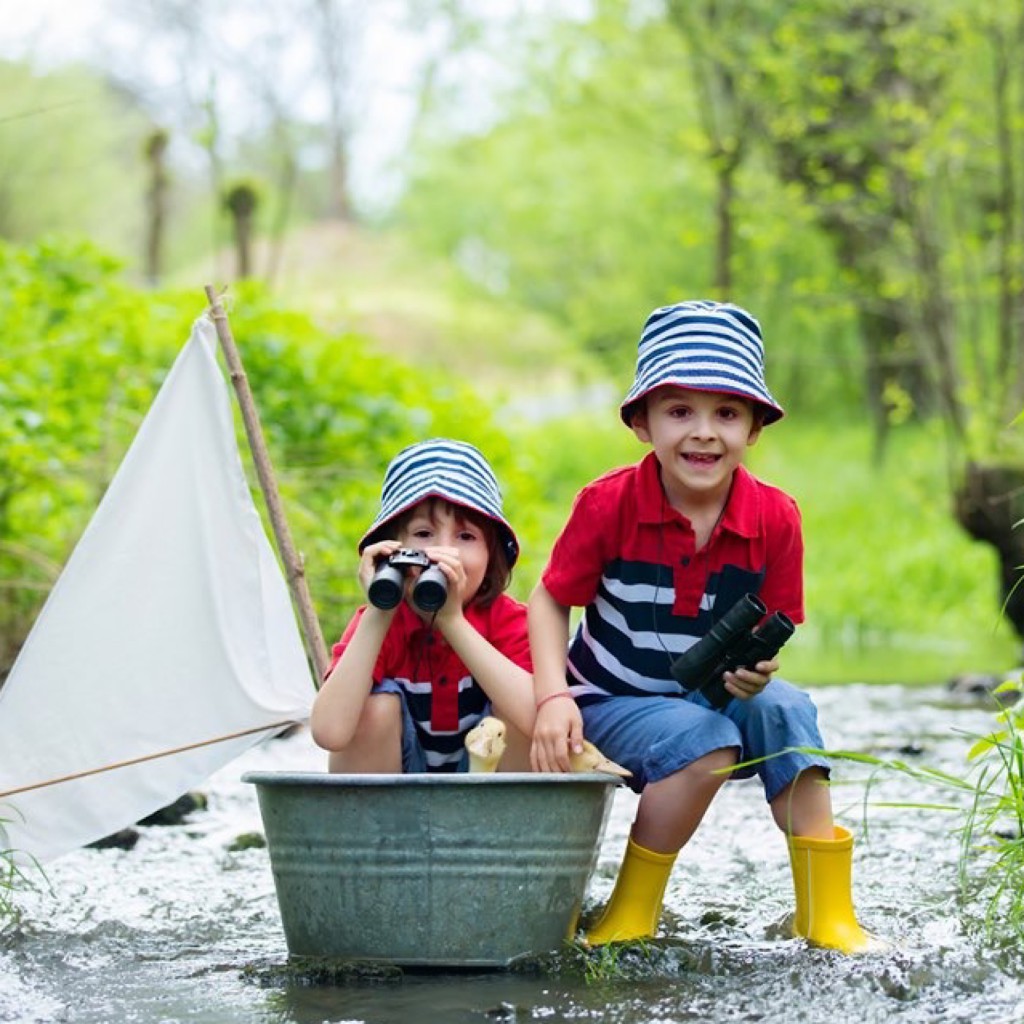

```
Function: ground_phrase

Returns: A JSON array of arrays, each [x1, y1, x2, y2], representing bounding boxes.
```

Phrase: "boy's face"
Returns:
[[631, 385, 762, 508], [398, 499, 490, 612]]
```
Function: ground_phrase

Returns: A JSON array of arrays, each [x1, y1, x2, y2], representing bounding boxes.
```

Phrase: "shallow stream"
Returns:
[[2, 684, 1022, 1024]]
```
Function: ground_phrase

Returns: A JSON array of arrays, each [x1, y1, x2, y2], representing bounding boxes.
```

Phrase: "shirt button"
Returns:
[[681, 556, 691, 566], [438, 676, 448, 686]]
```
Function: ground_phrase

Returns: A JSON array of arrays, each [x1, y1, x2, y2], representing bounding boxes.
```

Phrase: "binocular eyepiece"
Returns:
[[669, 593, 795, 709], [367, 548, 449, 613]]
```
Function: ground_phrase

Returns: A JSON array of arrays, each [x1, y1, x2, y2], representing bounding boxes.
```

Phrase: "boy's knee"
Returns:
[[313, 692, 401, 752], [697, 745, 738, 769], [685, 745, 738, 789], [742, 682, 818, 730], [358, 692, 403, 739]]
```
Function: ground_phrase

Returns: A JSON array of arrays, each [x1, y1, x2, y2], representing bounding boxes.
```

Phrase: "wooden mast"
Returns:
[[204, 285, 329, 684]]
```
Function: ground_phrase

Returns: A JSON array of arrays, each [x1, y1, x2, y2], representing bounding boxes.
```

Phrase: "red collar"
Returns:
[[634, 451, 760, 538]]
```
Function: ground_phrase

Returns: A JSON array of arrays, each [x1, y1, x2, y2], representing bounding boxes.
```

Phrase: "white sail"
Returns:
[[0, 317, 316, 866]]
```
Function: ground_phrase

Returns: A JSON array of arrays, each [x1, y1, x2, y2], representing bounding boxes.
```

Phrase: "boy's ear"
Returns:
[[629, 405, 652, 444], [746, 404, 765, 447]]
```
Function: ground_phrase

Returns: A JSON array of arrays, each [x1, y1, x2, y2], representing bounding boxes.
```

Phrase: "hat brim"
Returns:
[[620, 382, 784, 427], [359, 491, 519, 567]]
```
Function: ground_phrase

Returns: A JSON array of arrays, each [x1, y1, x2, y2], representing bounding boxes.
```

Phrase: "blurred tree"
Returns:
[[223, 178, 260, 279], [398, 1, 861, 413], [747, 1, 958, 457], [665, 0, 761, 298], [143, 128, 170, 285], [310, 0, 365, 222]]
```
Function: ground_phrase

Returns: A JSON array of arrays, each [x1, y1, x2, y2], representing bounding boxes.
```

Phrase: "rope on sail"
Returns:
[[0, 719, 300, 800]]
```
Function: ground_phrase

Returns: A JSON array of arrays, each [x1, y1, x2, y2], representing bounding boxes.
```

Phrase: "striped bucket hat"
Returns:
[[619, 300, 784, 426], [359, 439, 519, 566]]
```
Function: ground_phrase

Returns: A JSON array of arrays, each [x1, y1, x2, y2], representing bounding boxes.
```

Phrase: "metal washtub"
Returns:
[[243, 771, 619, 966]]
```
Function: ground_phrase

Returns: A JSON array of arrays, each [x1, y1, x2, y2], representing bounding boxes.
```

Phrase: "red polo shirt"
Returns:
[[328, 594, 532, 733]]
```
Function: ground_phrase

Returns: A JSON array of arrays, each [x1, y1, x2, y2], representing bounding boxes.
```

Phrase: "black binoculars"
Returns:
[[367, 548, 449, 613], [669, 593, 795, 709]]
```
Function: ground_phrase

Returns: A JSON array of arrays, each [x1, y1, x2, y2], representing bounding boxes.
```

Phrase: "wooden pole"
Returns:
[[204, 285, 329, 684]]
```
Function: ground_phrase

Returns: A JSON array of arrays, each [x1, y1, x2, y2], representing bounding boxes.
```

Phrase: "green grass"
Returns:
[[0, 841, 27, 928], [959, 681, 1024, 942], [797, 679, 1024, 950], [0, 808, 48, 926]]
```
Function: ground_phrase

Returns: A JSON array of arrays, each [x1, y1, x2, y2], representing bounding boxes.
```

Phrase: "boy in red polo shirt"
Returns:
[[529, 301, 877, 953], [311, 439, 534, 773]]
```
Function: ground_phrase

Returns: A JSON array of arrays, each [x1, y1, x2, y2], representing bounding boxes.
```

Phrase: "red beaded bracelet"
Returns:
[[536, 691, 576, 711]]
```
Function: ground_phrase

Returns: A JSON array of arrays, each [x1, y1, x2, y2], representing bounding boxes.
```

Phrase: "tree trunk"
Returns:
[[953, 462, 1024, 651], [224, 183, 259, 281], [712, 151, 739, 298], [143, 129, 169, 286]]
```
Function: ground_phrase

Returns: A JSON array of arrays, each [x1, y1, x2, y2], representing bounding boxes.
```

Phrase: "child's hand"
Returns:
[[420, 546, 469, 618], [724, 657, 778, 700], [358, 540, 402, 598], [530, 697, 585, 772]]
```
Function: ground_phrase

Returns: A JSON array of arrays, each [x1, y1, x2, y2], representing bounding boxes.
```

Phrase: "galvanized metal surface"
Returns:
[[243, 771, 619, 966]]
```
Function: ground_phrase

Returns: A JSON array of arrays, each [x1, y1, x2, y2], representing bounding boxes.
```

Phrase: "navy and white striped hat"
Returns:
[[359, 438, 519, 566], [619, 300, 784, 426]]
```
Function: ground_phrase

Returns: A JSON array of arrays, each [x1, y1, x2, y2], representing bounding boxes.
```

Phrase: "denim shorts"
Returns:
[[579, 678, 829, 803], [373, 678, 491, 774]]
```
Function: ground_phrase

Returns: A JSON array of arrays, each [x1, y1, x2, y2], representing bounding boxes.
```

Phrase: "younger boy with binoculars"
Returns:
[[310, 438, 534, 774]]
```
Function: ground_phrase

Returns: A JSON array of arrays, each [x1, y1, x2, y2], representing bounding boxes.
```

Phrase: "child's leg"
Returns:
[[326, 692, 403, 773], [580, 697, 742, 944], [725, 681, 877, 953], [632, 746, 738, 852], [769, 766, 833, 839], [585, 748, 737, 945]]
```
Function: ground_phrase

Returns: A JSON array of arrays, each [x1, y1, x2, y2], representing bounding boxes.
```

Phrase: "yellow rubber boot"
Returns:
[[788, 825, 879, 953], [585, 836, 678, 946]]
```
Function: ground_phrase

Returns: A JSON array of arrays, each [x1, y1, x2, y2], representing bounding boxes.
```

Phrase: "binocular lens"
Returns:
[[367, 566, 404, 610], [367, 557, 449, 612], [412, 567, 448, 613]]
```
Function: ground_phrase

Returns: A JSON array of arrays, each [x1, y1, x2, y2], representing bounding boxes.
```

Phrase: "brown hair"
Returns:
[[387, 498, 512, 608]]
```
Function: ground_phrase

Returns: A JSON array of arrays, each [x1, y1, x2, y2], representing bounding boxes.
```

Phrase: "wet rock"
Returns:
[[87, 828, 140, 851], [945, 670, 1022, 706], [137, 791, 208, 827], [484, 1003, 518, 1020], [227, 831, 266, 852], [699, 908, 738, 928], [89, 792, 208, 850], [240, 956, 403, 987]]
